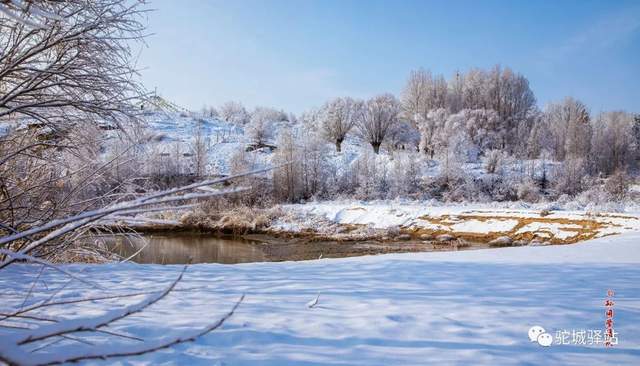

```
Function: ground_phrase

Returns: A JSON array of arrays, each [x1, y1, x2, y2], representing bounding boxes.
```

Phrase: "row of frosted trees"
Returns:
[[306, 66, 640, 178]]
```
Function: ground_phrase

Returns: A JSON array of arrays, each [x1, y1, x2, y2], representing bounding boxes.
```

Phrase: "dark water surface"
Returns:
[[105, 234, 267, 264], [104, 232, 491, 264]]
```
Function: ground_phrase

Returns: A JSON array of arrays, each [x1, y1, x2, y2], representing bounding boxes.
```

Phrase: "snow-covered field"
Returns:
[[2, 232, 640, 365]]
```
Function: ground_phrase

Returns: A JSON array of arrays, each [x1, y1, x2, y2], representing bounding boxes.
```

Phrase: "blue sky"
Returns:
[[138, 0, 640, 114]]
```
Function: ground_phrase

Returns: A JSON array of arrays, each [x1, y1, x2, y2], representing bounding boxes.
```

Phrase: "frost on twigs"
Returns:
[[0, 166, 285, 364]]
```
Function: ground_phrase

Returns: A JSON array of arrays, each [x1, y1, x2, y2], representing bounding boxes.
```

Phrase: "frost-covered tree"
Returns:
[[460, 66, 536, 151], [447, 71, 465, 113], [545, 97, 591, 160], [590, 111, 636, 175], [219, 101, 249, 125], [390, 153, 422, 197], [401, 69, 447, 148], [418, 108, 448, 157], [462, 68, 488, 110], [272, 129, 297, 202], [401, 69, 448, 120], [462, 109, 502, 152], [484, 149, 505, 174], [402, 66, 536, 155], [492, 67, 536, 150], [387, 120, 420, 151], [0, 0, 149, 245], [272, 127, 330, 202], [246, 119, 271, 147], [402, 68, 432, 126], [553, 157, 588, 195], [201, 105, 218, 118], [190, 120, 208, 178], [357, 94, 401, 154], [0, 0, 146, 130], [246, 107, 286, 146], [525, 114, 552, 159], [432, 75, 449, 110], [512, 114, 539, 158], [299, 131, 330, 198], [435, 111, 478, 166], [420, 109, 495, 162], [251, 106, 288, 124], [288, 112, 298, 125], [320, 97, 362, 152], [352, 148, 391, 199], [631, 115, 640, 162], [484, 66, 536, 123], [299, 107, 322, 134]]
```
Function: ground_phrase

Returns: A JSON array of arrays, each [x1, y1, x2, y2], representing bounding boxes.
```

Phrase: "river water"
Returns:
[[105, 234, 267, 264], [104, 233, 490, 264]]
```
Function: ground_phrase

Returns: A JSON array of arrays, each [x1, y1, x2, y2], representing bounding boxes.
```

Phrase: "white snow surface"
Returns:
[[450, 218, 519, 233], [2, 233, 640, 365]]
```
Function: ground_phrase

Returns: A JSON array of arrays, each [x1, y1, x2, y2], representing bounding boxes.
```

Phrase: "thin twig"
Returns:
[[0, 250, 105, 290], [15, 266, 187, 345], [36, 294, 245, 365]]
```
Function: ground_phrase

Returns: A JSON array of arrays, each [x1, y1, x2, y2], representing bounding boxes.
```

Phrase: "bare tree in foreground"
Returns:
[[0, 166, 282, 365], [0, 0, 150, 260], [0, 2, 271, 363], [0, 0, 147, 130]]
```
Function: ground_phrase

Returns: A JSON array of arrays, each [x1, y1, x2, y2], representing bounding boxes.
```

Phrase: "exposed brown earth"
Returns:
[[409, 214, 613, 244]]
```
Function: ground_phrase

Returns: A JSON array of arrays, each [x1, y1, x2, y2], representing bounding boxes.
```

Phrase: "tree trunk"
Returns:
[[372, 142, 381, 154], [335, 139, 343, 152]]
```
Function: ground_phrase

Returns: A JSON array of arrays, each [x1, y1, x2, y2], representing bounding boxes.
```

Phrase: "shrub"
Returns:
[[484, 149, 504, 174], [552, 158, 589, 196], [604, 170, 630, 201], [516, 178, 542, 203]]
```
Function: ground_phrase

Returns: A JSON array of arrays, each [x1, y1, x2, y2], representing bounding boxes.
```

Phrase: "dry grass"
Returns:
[[180, 206, 283, 235], [408, 214, 616, 244]]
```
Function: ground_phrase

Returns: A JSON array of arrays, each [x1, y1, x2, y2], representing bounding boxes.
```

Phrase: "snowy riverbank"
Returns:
[[270, 201, 640, 244], [2, 232, 640, 365]]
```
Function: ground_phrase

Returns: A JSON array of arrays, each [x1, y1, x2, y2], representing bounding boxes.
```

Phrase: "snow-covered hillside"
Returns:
[[141, 107, 248, 175], [131, 103, 551, 186], [128, 101, 638, 213], [2, 234, 639, 365], [128, 100, 304, 176]]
